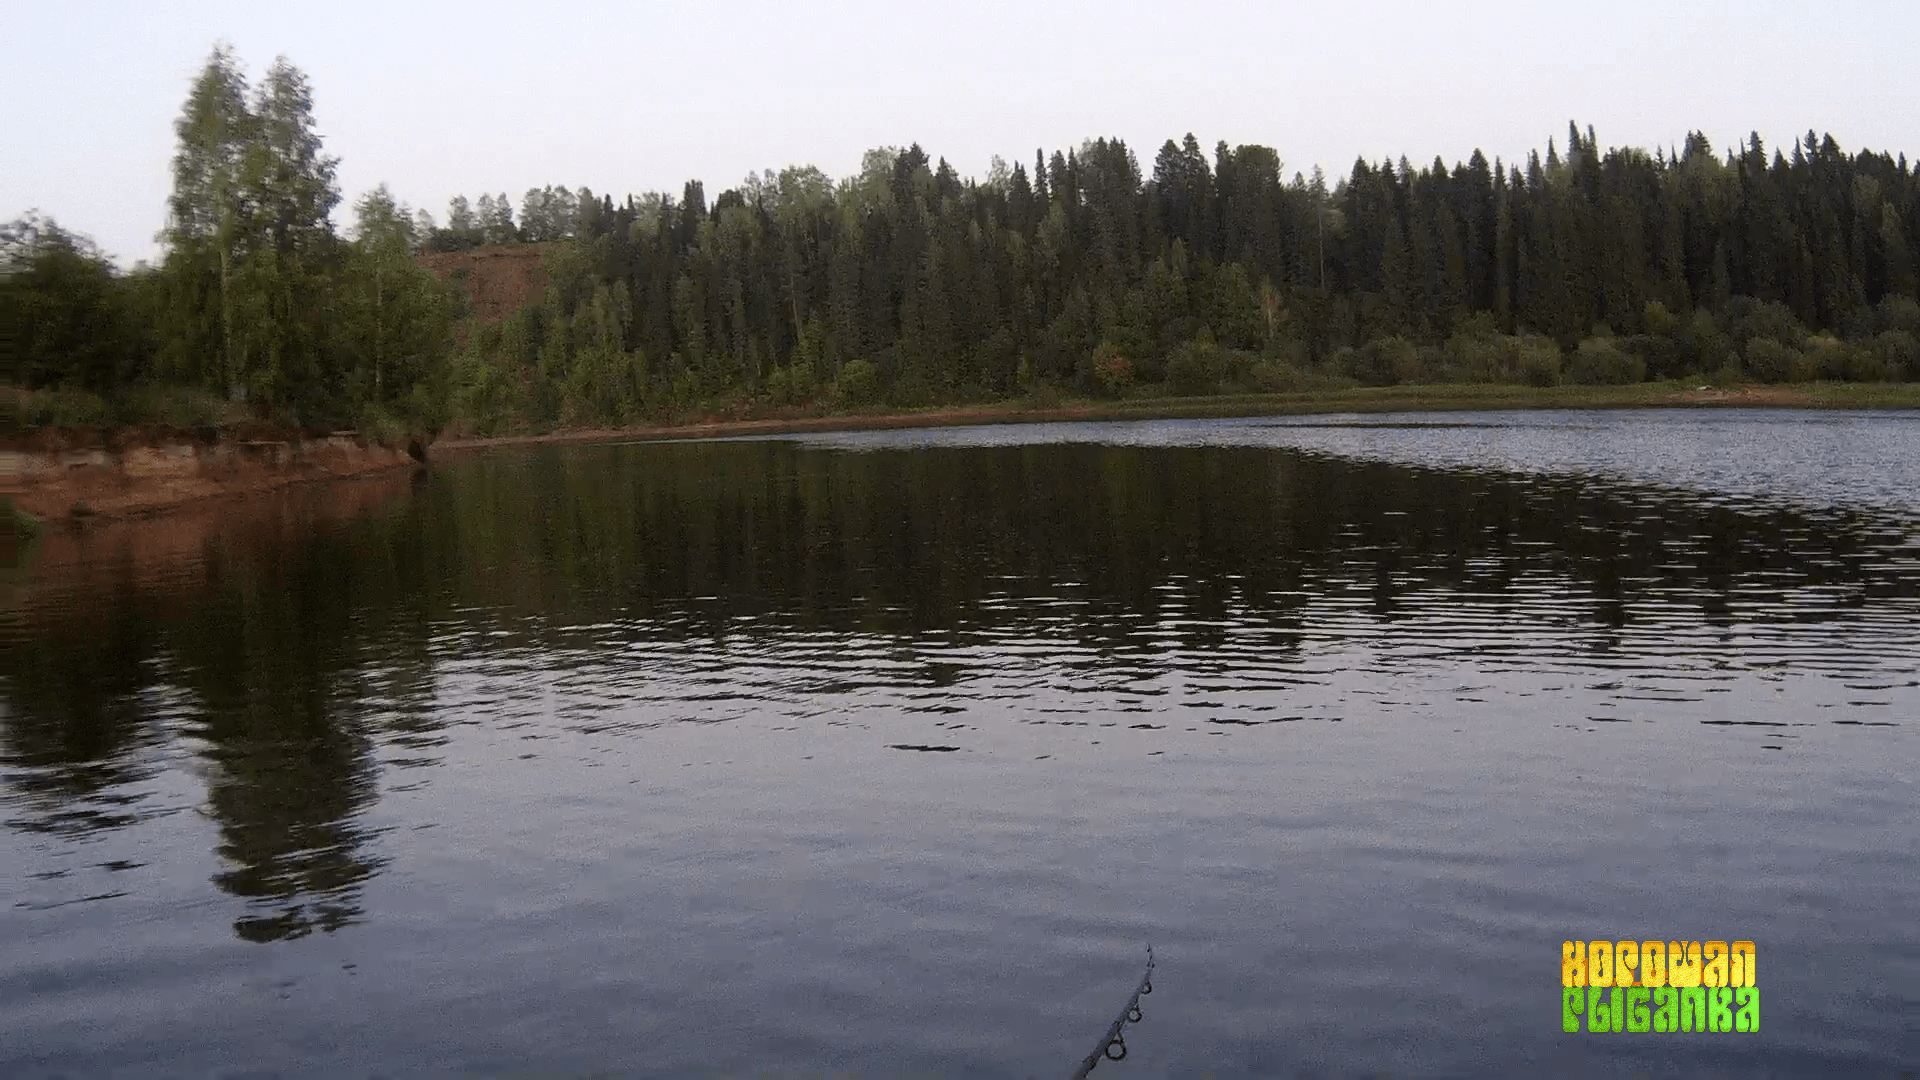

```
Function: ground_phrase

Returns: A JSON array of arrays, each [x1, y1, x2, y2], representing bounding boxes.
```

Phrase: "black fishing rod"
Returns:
[[1070, 945, 1154, 1079]]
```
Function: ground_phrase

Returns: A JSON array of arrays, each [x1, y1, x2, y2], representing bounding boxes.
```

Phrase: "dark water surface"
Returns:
[[4, 409, 1917, 1078]]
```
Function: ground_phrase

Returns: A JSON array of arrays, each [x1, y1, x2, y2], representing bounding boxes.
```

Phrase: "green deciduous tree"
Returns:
[[158, 47, 344, 414]]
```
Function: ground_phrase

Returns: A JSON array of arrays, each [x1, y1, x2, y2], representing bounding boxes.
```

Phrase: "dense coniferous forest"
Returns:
[[6, 49, 1919, 436]]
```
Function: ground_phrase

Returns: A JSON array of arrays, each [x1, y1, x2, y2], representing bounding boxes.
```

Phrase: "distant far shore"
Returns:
[[8, 380, 1920, 533], [431, 379, 1920, 455]]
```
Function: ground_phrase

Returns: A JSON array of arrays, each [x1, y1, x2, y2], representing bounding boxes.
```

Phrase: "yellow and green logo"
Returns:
[[1562, 940, 1758, 1033]]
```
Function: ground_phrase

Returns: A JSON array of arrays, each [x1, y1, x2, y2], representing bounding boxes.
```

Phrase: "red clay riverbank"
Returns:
[[7, 467, 421, 590], [4, 433, 421, 525]]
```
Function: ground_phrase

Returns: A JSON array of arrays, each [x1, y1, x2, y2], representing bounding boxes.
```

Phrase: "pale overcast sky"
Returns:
[[4, 0, 1915, 266]]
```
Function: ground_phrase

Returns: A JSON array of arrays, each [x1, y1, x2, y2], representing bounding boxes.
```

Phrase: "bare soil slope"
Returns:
[[417, 243, 558, 323]]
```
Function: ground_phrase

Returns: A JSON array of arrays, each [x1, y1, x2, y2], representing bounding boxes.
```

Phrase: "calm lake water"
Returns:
[[4, 408, 1917, 1078]]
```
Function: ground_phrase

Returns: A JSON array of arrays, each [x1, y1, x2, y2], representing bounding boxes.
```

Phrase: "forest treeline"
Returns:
[[6, 48, 1919, 436]]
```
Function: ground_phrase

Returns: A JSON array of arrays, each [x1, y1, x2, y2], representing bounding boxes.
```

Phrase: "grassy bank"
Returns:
[[1087, 379, 1920, 417], [5, 496, 43, 537]]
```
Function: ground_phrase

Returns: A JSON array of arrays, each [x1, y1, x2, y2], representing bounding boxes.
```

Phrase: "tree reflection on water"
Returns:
[[3, 436, 1917, 943]]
